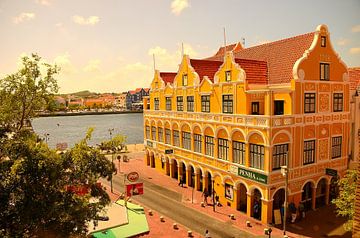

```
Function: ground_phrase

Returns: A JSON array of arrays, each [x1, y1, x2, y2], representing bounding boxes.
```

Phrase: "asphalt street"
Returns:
[[101, 174, 256, 238]]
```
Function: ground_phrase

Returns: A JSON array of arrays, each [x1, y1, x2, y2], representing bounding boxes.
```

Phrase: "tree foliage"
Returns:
[[0, 129, 115, 237], [332, 169, 358, 231], [99, 134, 127, 152], [0, 53, 59, 131]]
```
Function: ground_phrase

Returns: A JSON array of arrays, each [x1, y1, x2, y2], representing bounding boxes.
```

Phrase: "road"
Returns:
[[101, 174, 255, 238]]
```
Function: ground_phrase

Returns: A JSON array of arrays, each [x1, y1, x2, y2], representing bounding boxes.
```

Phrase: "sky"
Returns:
[[0, 0, 359, 94]]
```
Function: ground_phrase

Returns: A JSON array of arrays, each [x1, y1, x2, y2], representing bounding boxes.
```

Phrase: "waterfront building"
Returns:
[[143, 25, 350, 224], [349, 67, 360, 168], [126, 88, 150, 110]]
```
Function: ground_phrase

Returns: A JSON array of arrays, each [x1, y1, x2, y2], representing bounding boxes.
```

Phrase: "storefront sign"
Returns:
[[127, 172, 139, 183], [225, 183, 234, 200], [126, 183, 144, 197], [325, 168, 337, 177], [165, 149, 173, 154], [238, 167, 267, 184], [147, 140, 153, 148]]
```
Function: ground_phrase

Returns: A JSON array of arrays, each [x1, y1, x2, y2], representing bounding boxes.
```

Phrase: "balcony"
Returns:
[[144, 110, 298, 128]]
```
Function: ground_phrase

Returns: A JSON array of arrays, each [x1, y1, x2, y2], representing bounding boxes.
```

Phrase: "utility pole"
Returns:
[[108, 128, 115, 193], [281, 165, 289, 236], [212, 179, 215, 212]]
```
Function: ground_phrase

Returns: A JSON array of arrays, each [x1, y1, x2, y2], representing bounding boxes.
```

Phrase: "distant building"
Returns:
[[349, 67, 360, 168], [115, 93, 127, 109], [126, 88, 150, 110]]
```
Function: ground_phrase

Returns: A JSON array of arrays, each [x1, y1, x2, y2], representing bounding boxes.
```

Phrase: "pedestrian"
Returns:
[[215, 193, 221, 207], [289, 202, 297, 223], [298, 202, 305, 219], [178, 174, 184, 187], [205, 229, 211, 238], [202, 188, 209, 205], [254, 200, 260, 219]]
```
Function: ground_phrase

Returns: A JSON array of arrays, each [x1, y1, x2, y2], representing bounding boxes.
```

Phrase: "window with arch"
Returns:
[[250, 143, 264, 170], [233, 141, 245, 165], [272, 144, 288, 170], [145, 126, 150, 139], [165, 129, 171, 144], [182, 132, 191, 150], [194, 134, 202, 153], [205, 136, 214, 156], [173, 130, 180, 147], [151, 126, 156, 141], [158, 127, 163, 143], [218, 138, 229, 160]]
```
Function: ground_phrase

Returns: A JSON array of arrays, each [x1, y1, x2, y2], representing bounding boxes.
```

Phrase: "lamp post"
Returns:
[[108, 128, 115, 193], [281, 165, 289, 236], [212, 179, 215, 212]]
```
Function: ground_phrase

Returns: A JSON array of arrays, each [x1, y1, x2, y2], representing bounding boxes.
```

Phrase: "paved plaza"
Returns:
[[101, 145, 351, 238]]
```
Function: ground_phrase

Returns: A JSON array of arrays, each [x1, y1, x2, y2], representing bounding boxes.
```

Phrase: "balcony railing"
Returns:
[[144, 110, 349, 128]]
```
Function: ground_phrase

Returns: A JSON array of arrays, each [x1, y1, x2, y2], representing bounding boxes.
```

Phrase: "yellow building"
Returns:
[[143, 25, 350, 224]]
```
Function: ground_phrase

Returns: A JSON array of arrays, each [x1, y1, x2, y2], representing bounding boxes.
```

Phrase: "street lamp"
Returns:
[[108, 128, 115, 193], [281, 165, 289, 236], [212, 179, 215, 212]]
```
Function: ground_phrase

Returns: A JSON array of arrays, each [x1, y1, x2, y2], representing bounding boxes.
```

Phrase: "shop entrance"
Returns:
[[252, 189, 262, 220], [198, 170, 203, 191], [207, 172, 213, 195], [173, 160, 178, 179], [146, 152, 150, 166], [150, 154, 155, 168], [272, 188, 285, 223], [329, 176, 339, 201], [236, 183, 247, 213], [302, 182, 313, 211], [181, 163, 186, 185], [189, 166, 195, 188], [316, 178, 327, 208]]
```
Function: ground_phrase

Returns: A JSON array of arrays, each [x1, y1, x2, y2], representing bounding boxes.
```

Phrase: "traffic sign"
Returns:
[[127, 172, 139, 183], [325, 168, 337, 177], [126, 183, 143, 196]]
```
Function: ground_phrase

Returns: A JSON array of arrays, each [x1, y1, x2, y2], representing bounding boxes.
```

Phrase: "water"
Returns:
[[31, 113, 144, 149]]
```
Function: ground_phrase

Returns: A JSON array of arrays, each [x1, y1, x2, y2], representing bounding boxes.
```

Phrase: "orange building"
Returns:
[[143, 25, 350, 224], [349, 67, 360, 169]]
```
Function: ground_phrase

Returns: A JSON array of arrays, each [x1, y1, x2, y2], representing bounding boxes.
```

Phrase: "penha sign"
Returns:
[[237, 167, 268, 184]]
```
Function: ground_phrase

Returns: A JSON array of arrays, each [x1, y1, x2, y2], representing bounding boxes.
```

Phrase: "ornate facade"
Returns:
[[143, 25, 350, 224]]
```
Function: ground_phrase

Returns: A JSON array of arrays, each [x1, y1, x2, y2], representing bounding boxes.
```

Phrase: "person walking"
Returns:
[[202, 188, 209, 205], [205, 229, 211, 238], [289, 202, 297, 223], [298, 202, 305, 219], [178, 173, 184, 187]]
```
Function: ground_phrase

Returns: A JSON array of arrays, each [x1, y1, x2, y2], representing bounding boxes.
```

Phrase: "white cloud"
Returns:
[[72, 15, 100, 25], [53, 53, 75, 74], [13, 12, 35, 24], [337, 38, 350, 46], [171, 0, 189, 16], [350, 47, 360, 54], [83, 59, 101, 72], [351, 25, 360, 33], [35, 0, 51, 6], [148, 43, 198, 71]]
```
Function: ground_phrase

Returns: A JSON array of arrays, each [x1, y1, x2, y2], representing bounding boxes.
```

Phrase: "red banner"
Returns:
[[126, 183, 144, 197]]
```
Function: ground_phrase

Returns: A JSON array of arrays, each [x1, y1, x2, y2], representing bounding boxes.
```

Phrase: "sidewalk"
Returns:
[[112, 149, 350, 238]]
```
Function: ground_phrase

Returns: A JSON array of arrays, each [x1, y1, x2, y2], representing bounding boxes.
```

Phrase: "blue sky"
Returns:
[[0, 0, 359, 93]]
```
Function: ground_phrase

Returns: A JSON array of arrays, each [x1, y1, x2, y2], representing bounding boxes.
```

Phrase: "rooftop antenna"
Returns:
[[223, 27, 227, 56], [181, 42, 184, 56], [152, 53, 156, 72], [242, 37, 245, 47]]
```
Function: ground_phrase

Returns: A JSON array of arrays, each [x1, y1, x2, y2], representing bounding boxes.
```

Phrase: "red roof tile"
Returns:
[[189, 59, 223, 82], [213, 42, 244, 57], [160, 72, 177, 84], [234, 58, 268, 84], [135, 88, 142, 92], [349, 67, 360, 90], [207, 32, 315, 84]]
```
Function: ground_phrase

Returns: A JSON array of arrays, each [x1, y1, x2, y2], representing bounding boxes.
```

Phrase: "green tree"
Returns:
[[332, 169, 358, 231], [0, 129, 115, 237], [0, 53, 59, 131], [99, 134, 127, 152]]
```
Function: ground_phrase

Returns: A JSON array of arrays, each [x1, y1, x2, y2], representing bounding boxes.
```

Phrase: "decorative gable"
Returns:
[[213, 52, 245, 84], [173, 55, 200, 88]]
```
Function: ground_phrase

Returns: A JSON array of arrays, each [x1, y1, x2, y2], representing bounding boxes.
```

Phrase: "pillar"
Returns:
[[246, 192, 253, 218], [214, 137, 218, 158], [311, 186, 316, 210], [232, 187, 238, 210], [165, 160, 170, 176], [195, 172, 201, 191], [261, 199, 273, 224], [245, 143, 250, 167], [325, 182, 330, 205], [229, 140, 233, 163]]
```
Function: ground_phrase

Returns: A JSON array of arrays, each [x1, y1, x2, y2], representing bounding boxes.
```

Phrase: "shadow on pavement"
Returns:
[[280, 205, 352, 238]]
